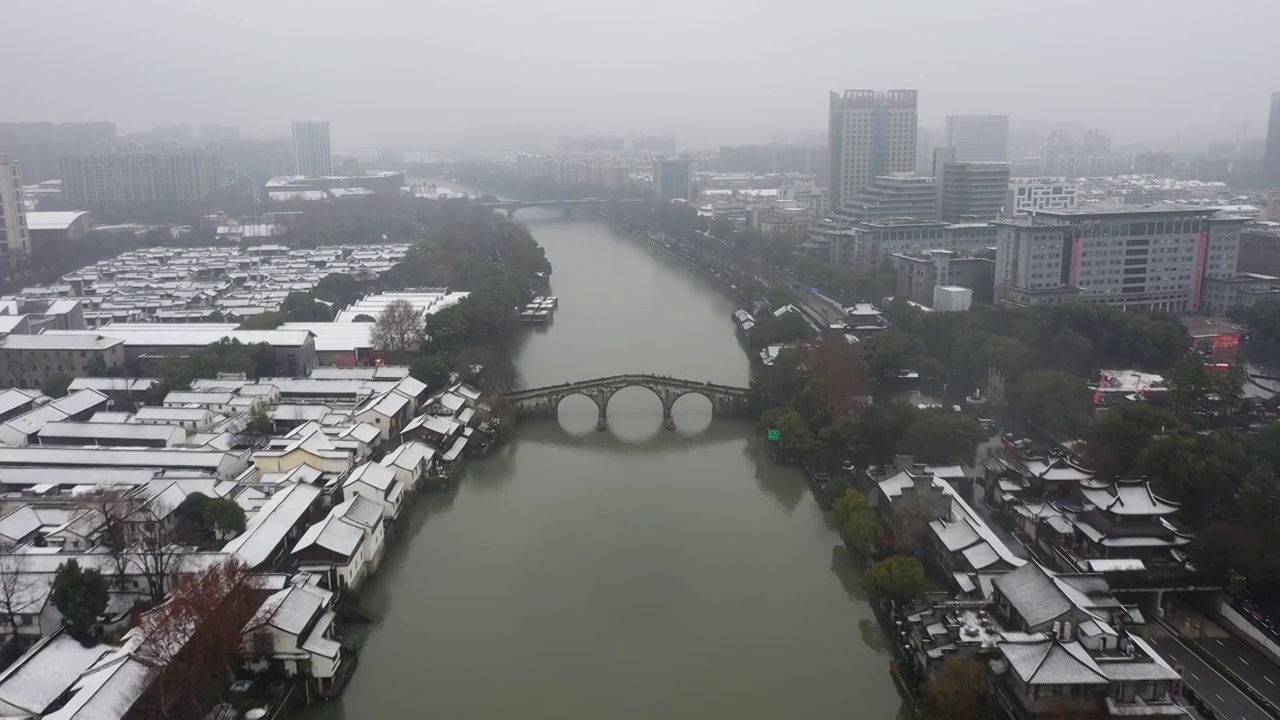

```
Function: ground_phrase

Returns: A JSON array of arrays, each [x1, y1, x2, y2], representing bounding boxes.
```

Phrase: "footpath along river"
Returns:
[[305, 205, 907, 719]]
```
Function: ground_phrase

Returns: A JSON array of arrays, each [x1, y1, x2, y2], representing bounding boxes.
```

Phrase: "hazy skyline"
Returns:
[[3, 0, 1278, 151]]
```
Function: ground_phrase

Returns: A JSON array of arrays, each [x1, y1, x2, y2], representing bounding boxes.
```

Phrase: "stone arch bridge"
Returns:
[[506, 374, 752, 427], [473, 198, 648, 218]]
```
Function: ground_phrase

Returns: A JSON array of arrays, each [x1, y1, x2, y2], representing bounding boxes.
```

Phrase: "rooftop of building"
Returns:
[[25, 211, 89, 231]]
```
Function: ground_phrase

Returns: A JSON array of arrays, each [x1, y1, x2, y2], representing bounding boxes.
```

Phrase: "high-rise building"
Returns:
[[158, 147, 222, 202], [944, 115, 1009, 162], [914, 129, 934, 176], [652, 158, 693, 201], [1265, 92, 1280, 187], [994, 205, 1245, 313], [934, 148, 1010, 222], [0, 155, 31, 266], [291, 121, 333, 177], [199, 123, 241, 142], [843, 173, 938, 222], [828, 90, 918, 212]]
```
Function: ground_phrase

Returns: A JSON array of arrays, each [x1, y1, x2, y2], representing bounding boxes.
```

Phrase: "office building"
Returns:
[[652, 158, 693, 201], [0, 334, 125, 390], [934, 148, 1010, 222], [1266, 92, 1280, 187], [556, 135, 625, 154], [292, 121, 333, 177], [828, 89, 918, 212], [825, 217, 997, 274], [944, 115, 1009, 162], [0, 155, 31, 266], [1005, 178, 1078, 216], [843, 173, 937, 222], [1240, 222, 1280, 276], [914, 129, 934, 176], [60, 147, 221, 207], [994, 205, 1246, 313]]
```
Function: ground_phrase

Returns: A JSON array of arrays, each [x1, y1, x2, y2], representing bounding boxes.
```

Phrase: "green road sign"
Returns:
[[767, 428, 780, 442]]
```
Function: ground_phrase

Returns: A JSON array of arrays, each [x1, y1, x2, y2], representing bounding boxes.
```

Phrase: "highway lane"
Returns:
[[1149, 627, 1274, 720], [1188, 631, 1280, 711]]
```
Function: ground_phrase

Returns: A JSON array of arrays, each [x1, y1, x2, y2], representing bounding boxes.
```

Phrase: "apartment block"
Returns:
[[842, 173, 937, 222], [944, 114, 1009, 162], [994, 205, 1246, 313], [934, 147, 1010, 222], [0, 155, 31, 266]]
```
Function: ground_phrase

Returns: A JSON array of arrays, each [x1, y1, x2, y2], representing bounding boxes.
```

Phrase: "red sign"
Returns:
[[1191, 231, 1209, 311], [1069, 237, 1082, 286]]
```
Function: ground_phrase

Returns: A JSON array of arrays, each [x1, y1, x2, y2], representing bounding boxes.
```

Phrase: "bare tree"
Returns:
[[79, 486, 140, 588], [371, 299, 425, 359], [128, 503, 184, 605], [0, 554, 32, 642], [136, 559, 262, 719]]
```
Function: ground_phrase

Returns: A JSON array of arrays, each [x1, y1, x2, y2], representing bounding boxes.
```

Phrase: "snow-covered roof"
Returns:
[[222, 482, 322, 567], [0, 632, 109, 715], [343, 462, 397, 492]]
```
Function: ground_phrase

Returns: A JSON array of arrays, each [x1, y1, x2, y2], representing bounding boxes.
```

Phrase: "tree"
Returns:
[[864, 329, 928, 380], [246, 404, 273, 440], [833, 491, 883, 556], [78, 488, 138, 587], [410, 353, 455, 392], [137, 560, 261, 719], [86, 355, 110, 377], [898, 412, 987, 465], [372, 299, 426, 359], [772, 408, 816, 456], [203, 498, 247, 539], [0, 554, 31, 641], [1008, 369, 1093, 437], [237, 312, 284, 330], [1088, 404, 1181, 476], [819, 416, 860, 459], [52, 560, 109, 641], [810, 339, 869, 417], [43, 372, 74, 398], [920, 656, 993, 720], [862, 555, 926, 605], [129, 503, 183, 604]]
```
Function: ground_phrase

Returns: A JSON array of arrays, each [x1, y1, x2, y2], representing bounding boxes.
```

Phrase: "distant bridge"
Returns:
[[506, 374, 752, 426], [473, 198, 648, 218]]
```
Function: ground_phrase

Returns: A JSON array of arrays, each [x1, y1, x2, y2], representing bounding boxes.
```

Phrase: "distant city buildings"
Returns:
[[515, 154, 630, 191], [652, 158, 693, 201], [717, 144, 826, 175], [60, 147, 221, 207], [1004, 177, 1079, 216], [0, 121, 117, 182], [893, 249, 994, 309], [944, 114, 1009, 162], [556, 134, 624, 154], [0, 155, 32, 266], [631, 135, 676, 154], [828, 89, 918, 212], [933, 147, 1011, 222], [994, 205, 1247, 312], [199, 123, 241, 141], [1266, 91, 1280, 187], [292, 121, 333, 177]]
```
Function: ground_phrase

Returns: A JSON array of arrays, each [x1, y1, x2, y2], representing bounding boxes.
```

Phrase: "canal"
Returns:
[[306, 208, 906, 719]]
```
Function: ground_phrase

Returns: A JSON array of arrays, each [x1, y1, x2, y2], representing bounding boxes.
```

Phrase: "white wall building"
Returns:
[[1005, 178, 1079, 216]]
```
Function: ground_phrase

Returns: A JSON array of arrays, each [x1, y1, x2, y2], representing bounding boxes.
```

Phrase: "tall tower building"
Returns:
[[291, 121, 333, 177], [0, 155, 31, 267], [944, 115, 1010, 162], [1265, 92, 1280, 187], [828, 90, 918, 212]]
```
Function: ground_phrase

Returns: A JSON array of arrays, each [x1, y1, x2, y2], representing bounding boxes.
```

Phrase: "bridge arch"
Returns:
[[506, 374, 751, 430]]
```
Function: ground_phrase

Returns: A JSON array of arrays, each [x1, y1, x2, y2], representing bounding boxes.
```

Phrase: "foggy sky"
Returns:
[[3, 0, 1278, 151]]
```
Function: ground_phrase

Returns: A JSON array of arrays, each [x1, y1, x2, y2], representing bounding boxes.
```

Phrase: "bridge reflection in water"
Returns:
[[506, 374, 752, 430]]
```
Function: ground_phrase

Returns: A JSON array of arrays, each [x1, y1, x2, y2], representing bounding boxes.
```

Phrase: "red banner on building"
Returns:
[[1190, 231, 1209, 311]]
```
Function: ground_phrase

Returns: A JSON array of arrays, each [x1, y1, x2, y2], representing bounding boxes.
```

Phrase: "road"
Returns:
[[1187, 628, 1280, 711], [1148, 626, 1274, 720]]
